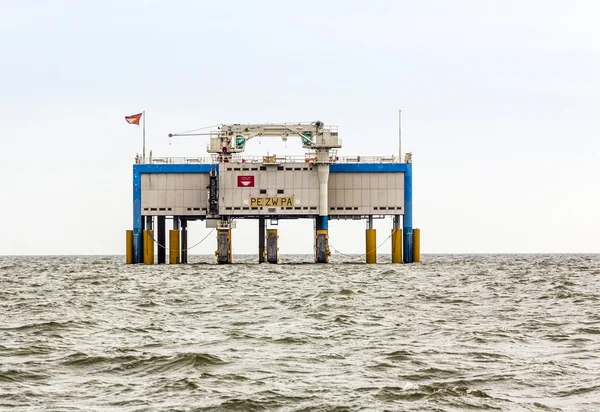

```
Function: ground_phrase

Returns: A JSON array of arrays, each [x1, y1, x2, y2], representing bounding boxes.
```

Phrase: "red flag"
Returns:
[[125, 112, 143, 125]]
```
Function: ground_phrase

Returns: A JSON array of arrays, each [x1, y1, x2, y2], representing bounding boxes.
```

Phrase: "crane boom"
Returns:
[[170, 121, 340, 161]]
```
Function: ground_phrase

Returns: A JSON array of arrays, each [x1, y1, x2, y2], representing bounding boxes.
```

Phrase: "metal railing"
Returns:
[[135, 153, 402, 165]]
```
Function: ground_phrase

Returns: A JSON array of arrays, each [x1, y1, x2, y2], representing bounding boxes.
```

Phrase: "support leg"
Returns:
[[133, 168, 143, 264], [169, 217, 180, 264], [392, 215, 402, 263], [266, 229, 278, 264], [413, 228, 421, 262], [216, 228, 232, 264], [157, 216, 166, 264], [403, 165, 414, 263], [315, 216, 330, 263], [143, 216, 154, 265], [258, 218, 265, 263], [366, 216, 376, 264], [126, 230, 133, 264], [181, 219, 188, 264], [133, 214, 145, 264]]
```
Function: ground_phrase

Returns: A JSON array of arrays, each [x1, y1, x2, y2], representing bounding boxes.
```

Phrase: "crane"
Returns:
[[169, 121, 341, 162]]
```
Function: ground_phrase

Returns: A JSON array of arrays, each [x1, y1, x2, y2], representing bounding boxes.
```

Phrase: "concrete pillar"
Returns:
[[315, 229, 329, 263], [258, 218, 265, 263], [316, 163, 330, 217], [157, 216, 166, 264], [266, 229, 278, 264], [391, 215, 402, 263], [315, 216, 330, 263], [366, 216, 376, 264], [216, 228, 232, 264], [180, 219, 188, 264], [315, 162, 330, 263]]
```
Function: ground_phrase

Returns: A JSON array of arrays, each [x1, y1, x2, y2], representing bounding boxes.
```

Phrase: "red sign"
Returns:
[[237, 176, 255, 187]]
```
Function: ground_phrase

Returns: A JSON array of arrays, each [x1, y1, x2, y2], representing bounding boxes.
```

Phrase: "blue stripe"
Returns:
[[136, 163, 407, 174], [133, 166, 142, 263], [132, 164, 213, 263], [134, 164, 214, 173], [403, 164, 413, 263], [316, 216, 328, 230], [330, 163, 410, 173]]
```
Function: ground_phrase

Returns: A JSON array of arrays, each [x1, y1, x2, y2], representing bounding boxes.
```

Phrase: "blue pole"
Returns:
[[316, 215, 329, 230], [403, 164, 413, 263], [133, 166, 143, 263]]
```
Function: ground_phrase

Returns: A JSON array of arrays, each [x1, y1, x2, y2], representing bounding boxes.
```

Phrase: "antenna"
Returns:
[[398, 109, 402, 163]]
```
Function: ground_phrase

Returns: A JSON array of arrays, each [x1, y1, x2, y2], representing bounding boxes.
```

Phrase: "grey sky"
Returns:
[[1, 0, 598, 255]]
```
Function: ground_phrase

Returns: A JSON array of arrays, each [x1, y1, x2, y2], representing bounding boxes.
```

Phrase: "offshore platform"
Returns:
[[125, 121, 420, 264]]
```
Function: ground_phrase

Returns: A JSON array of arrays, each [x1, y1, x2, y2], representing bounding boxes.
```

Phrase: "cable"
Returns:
[[148, 228, 215, 252], [329, 233, 392, 256], [171, 124, 221, 135]]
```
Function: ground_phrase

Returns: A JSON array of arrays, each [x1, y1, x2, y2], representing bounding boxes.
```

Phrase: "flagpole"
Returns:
[[143, 110, 146, 164]]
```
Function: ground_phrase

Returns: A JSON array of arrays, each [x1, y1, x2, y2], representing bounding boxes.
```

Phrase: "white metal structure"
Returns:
[[169, 121, 341, 162], [169, 121, 341, 218]]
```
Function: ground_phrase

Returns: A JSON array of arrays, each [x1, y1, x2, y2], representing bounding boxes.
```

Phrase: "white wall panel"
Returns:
[[141, 169, 405, 217]]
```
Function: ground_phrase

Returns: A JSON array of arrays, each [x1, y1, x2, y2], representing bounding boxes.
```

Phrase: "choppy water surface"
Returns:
[[1, 254, 599, 411]]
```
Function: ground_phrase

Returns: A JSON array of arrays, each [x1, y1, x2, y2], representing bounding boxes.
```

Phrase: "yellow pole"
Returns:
[[169, 230, 180, 264], [391, 229, 402, 263], [126, 230, 133, 264], [143, 230, 154, 264], [228, 229, 232, 264], [366, 229, 377, 264], [413, 228, 421, 262]]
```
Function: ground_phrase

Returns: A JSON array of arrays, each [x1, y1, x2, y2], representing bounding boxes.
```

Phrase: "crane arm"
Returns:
[[169, 121, 340, 156], [221, 122, 323, 149]]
